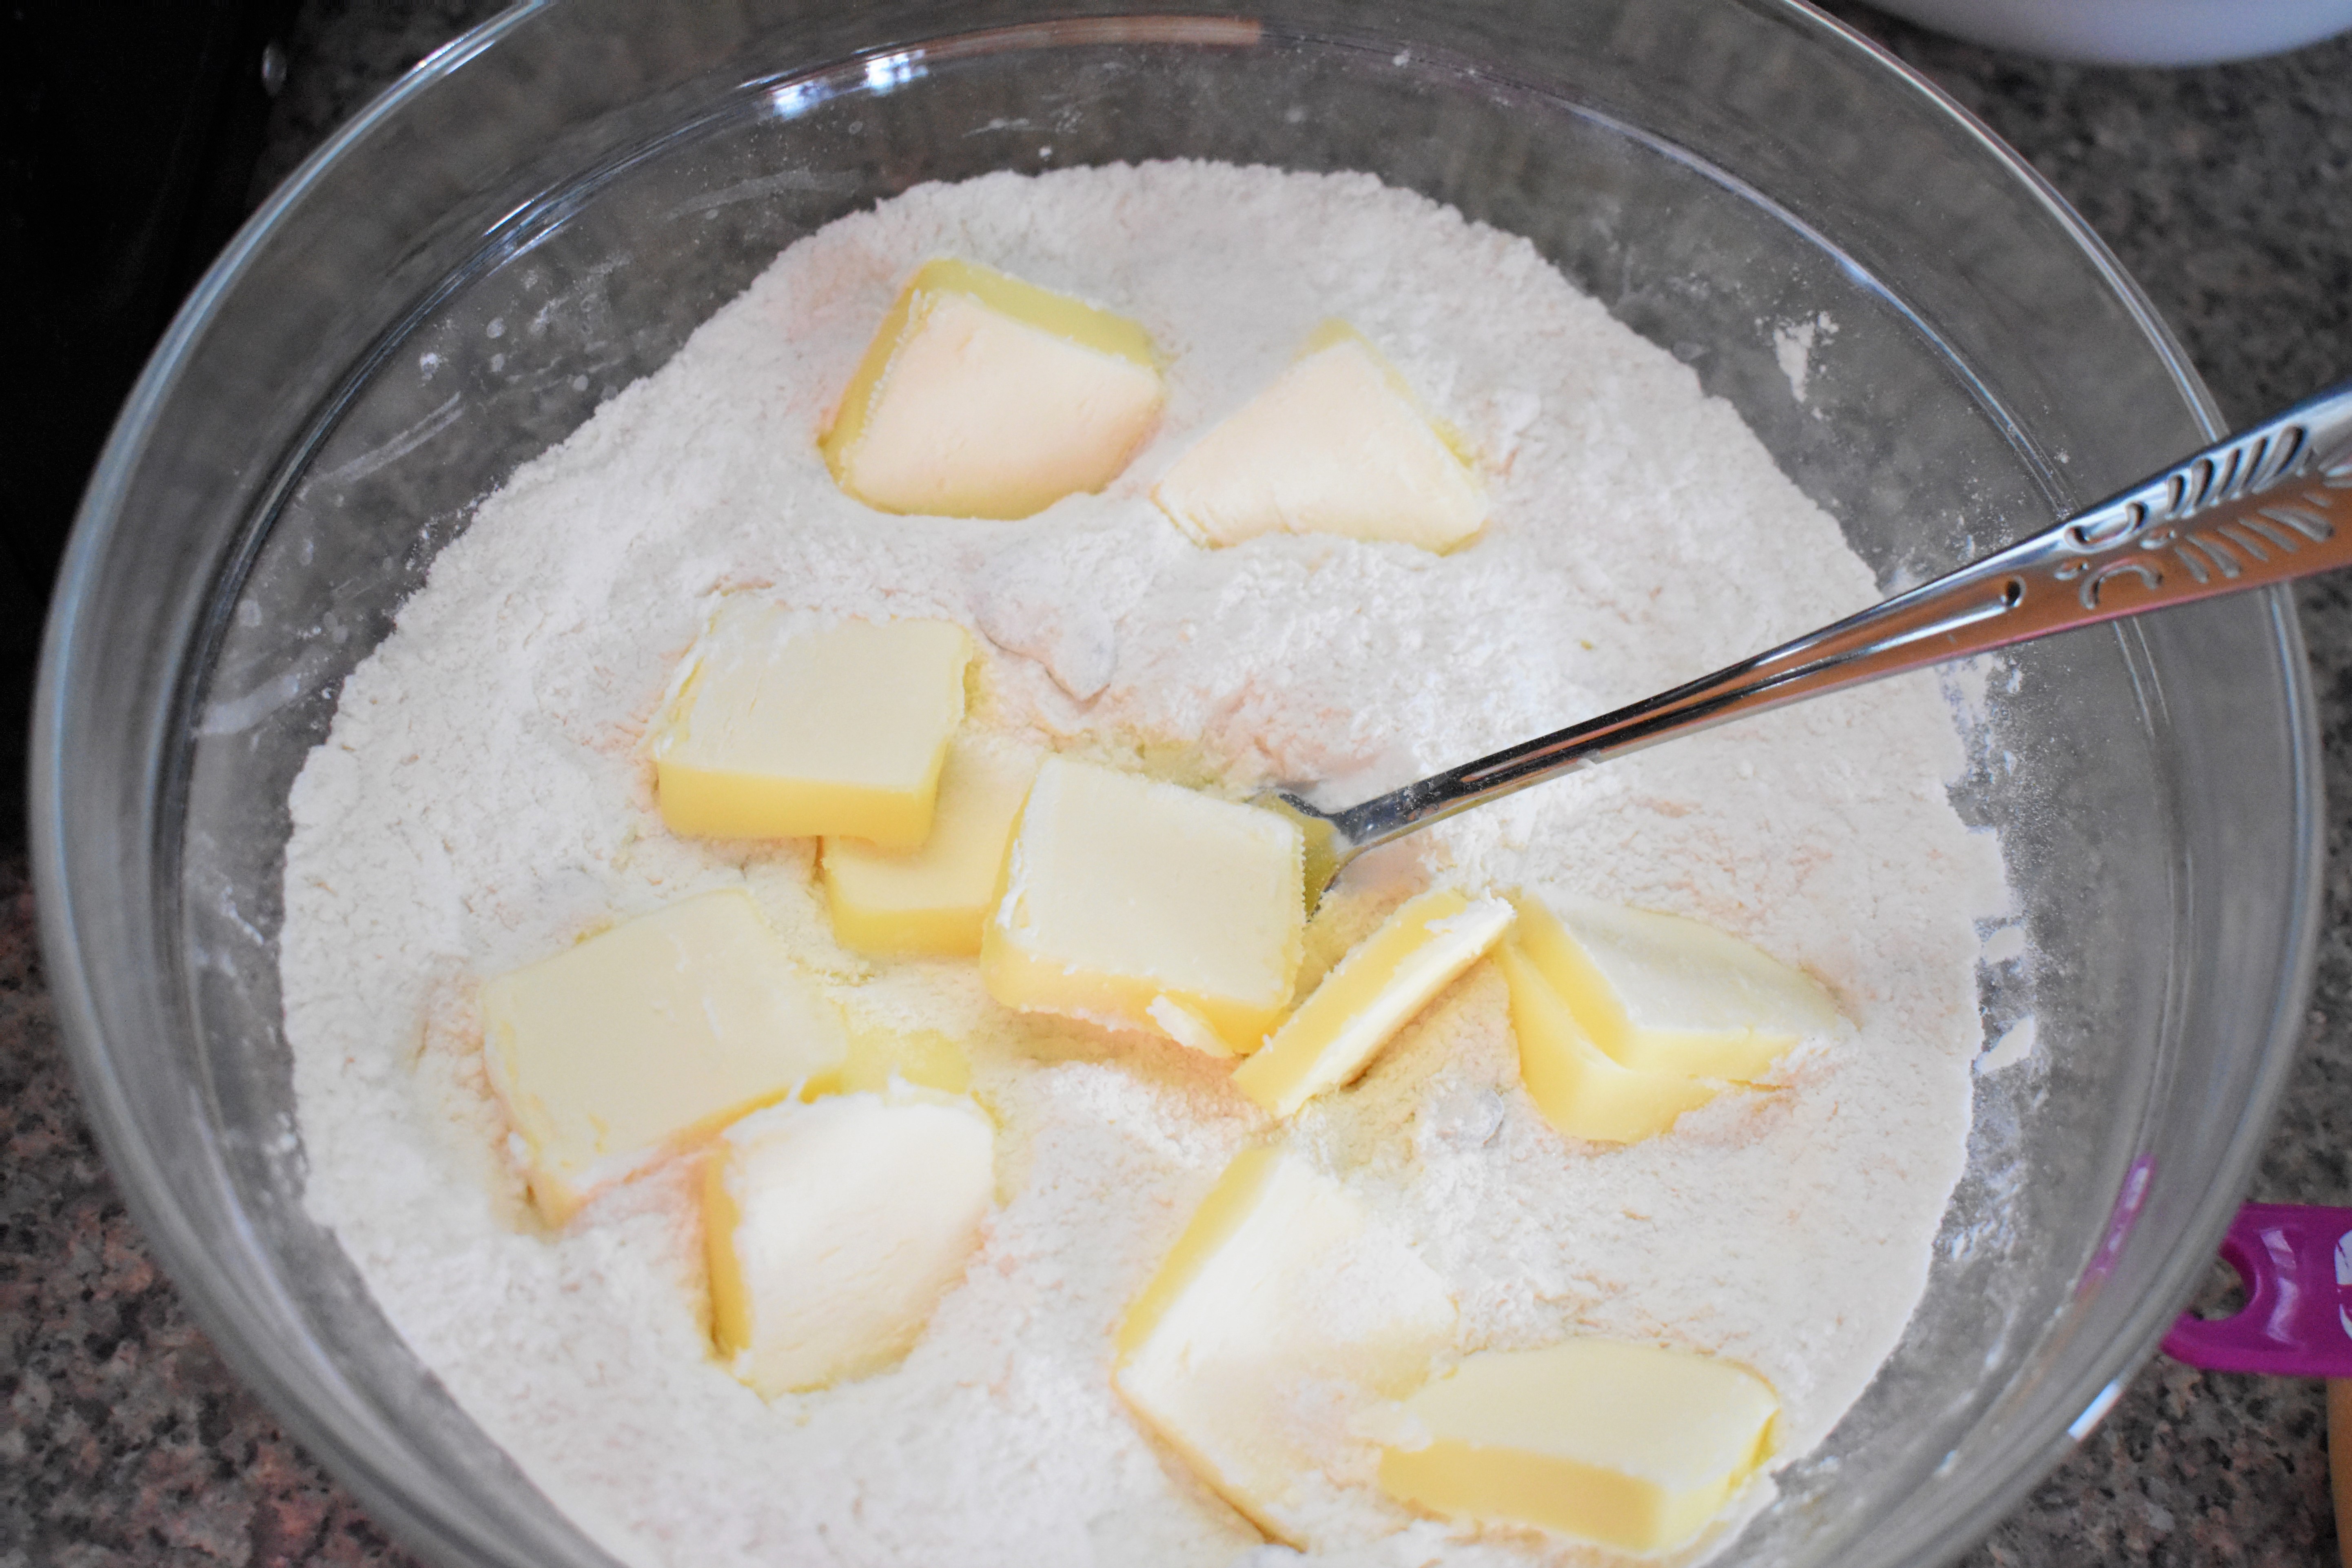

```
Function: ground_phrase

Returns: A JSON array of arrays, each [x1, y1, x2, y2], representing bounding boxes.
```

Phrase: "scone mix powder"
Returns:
[[280, 162, 2008, 1566]]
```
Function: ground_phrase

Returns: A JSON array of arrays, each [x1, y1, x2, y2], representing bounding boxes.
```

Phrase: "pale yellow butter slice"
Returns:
[[1498, 941, 1722, 1144], [480, 888, 848, 1224], [820, 741, 1038, 956], [808, 1020, 970, 1099], [1153, 322, 1487, 552], [647, 599, 972, 847], [979, 757, 1303, 1054], [1234, 888, 1512, 1118], [705, 1089, 993, 1396], [822, 257, 1165, 520], [1509, 889, 1842, 1080], [1380, 1339, 1778, 1555], [1115, 1146, 1457, 1548]]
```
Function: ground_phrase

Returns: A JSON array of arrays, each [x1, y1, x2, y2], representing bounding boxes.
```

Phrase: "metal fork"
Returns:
[[1266, 379, 2352, 905]]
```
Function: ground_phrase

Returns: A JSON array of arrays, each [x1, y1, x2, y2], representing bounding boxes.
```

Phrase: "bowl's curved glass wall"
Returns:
[[37, 4, 2317, 1567]]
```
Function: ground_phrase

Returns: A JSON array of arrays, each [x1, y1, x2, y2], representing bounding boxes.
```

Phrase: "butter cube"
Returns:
[[705, 1089, 994, 1396], [1115, 1147, 1457, 1547], [822, 257, 1164, 519], [481, 889, 848, 1223], [1154, 323, 1487, 552], [1234, 889, 1512, 1118], [1498, 942, 1722, 1144], [1510, 890, 1842, 1080], [980, 758, 1303, 1054], [820, 741, 1037, 956], [1379, 1340, 1778, 1554], [811, 1020, 971, 1098], [647, 600, 972, 847]]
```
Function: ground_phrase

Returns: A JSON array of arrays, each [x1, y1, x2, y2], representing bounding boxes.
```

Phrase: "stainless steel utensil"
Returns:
[[1271, 379, 2352, 902]]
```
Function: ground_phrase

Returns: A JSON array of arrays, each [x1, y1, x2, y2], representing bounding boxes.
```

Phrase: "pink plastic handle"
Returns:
[[2161, 1203, 2352, 1378]]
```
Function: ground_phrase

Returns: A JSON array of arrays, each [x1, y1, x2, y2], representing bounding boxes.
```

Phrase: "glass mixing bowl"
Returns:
[[33, 2, 2321, 1564]]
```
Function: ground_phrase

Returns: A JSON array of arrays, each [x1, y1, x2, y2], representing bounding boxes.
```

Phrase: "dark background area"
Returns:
[[2, 0, 302, 857], [3, 1, 2351, 1563]]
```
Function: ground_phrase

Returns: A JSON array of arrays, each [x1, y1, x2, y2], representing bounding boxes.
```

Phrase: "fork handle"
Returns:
[[1328, 378, 2352, 858]]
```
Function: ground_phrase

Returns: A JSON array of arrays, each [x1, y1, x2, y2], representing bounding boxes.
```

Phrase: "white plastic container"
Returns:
[[1870, 0, 2352, 64]]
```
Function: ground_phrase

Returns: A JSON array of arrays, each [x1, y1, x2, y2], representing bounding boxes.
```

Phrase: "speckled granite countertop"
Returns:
[[5, 3, 2352, 1564]]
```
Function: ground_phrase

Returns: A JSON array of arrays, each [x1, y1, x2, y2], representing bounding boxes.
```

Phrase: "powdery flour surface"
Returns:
[[280, 162, 2008, 1568]]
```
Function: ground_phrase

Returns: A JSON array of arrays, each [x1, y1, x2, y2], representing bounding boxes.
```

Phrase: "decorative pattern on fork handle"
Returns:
[[2048, 413, 2352, 610]]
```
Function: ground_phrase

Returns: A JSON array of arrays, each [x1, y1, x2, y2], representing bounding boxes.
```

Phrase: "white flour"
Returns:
[[280, 162, 2008, 1568]]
